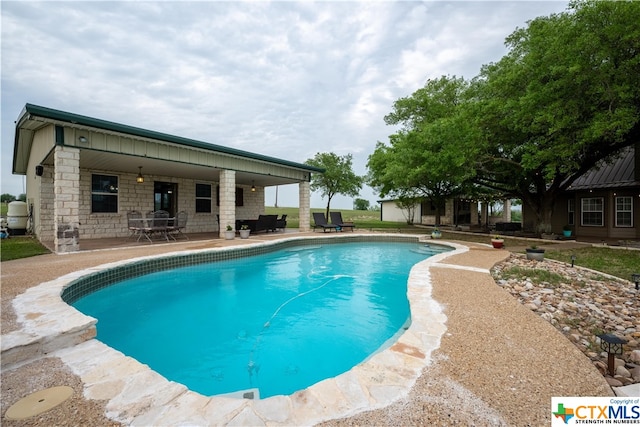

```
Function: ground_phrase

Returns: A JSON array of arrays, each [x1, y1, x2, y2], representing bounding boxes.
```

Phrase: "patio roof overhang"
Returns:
[[13, 104, 324, 188]]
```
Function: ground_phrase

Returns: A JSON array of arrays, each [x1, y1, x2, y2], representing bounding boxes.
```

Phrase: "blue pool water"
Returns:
[[73, 241, 448, 398]]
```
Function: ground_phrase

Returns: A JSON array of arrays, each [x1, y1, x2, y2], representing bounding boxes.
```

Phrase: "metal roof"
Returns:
[[568, 145, 639, 190], [13, 103, 324, 175]]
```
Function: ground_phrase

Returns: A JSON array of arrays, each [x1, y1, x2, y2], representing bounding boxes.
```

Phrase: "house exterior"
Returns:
[[379, 198, 512, 229], [12, 104, 323, 253], [378, 145, 639, 242], [523, 143, 640, 242]]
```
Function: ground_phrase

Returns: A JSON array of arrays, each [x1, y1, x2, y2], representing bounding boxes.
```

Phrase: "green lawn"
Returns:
[[0, 236, 50, 262], [265, 206, 413, 230], [544, 246, 639, 283]]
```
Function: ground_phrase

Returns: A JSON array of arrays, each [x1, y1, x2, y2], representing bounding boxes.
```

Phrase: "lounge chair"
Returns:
[[313, 212, 339, 232], [330, 211, 355, 232]]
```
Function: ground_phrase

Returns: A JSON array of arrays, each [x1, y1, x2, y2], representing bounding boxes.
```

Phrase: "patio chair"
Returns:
[[126, 210, 144, 240], [329, 212, 355, 232], [312, 212, 339, 232], [148, 210, 172, 241], [169, 210, 189, 240]]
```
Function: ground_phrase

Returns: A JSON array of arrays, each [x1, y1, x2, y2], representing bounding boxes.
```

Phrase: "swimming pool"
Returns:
[[71, 239, 451, 399], [6, 234, 465, 424]]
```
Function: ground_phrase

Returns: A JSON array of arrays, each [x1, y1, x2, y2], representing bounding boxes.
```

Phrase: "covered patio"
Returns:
[[12, 104, 323, 254]]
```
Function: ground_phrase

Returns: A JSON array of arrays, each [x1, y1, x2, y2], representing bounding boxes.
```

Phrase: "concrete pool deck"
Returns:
[[1, 232, 612, 425]]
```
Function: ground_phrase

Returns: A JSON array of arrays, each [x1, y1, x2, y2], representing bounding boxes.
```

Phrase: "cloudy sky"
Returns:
[[1, 1, 568, 209]]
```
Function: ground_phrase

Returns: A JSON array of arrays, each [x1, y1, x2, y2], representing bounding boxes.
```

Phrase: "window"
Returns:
[[420, 201, 437, 215], [195, 183, 212, 213], [581, 197, 603, 226], [567, 199, 575, 226], [91, 174, 118, 213], [216, 186, 244, 207], [615, 196, 633, 227]]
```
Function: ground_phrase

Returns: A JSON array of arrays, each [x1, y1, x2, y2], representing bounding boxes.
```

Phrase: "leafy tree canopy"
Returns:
[[473, 0, 640, 227], [305, 152, 363, 219], [353, 198, 370, 211], [368, 76, 480, 224], [370, 0, 640, 231], [1, 194, 17, 203]]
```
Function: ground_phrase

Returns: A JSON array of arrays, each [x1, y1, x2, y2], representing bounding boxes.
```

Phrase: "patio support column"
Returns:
[[481, 202, 489, 229], [53, 146, 80, 253], [471, 200, 480, 226], [503, 199, 512, 222], [298, 181, 310, 232], [219, 169, 235, 238]]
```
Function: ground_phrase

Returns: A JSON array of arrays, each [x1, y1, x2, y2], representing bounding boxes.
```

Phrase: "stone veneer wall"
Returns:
[[76, 168, 263, 239], [37, 168, 56, 241], [218, 170, 235, 237], [53, 146, 80, 252], [298, 181, 310, 231], [235, 187, 264, 222]]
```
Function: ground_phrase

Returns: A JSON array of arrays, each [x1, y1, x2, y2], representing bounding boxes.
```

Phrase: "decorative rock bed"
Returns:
[[491, 254, 639, 389]]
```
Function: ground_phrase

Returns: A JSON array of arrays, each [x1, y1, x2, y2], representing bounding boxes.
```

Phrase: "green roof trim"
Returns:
[[19, 103, 324, 173]]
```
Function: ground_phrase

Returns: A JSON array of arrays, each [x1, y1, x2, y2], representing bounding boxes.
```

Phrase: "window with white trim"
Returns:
[[581, 197, 603, 226], [615, 196, 633, 227], [195, 183, 212, 213], [91, 174, 118, 213]]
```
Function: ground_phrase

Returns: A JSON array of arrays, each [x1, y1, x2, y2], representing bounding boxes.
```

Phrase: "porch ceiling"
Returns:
[[41, 149, 300, 188]]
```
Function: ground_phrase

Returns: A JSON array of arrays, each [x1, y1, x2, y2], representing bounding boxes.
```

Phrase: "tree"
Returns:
[[373, 1, 640, 233], [472, 0, 640, 231], [394, 191, 422, 225], [305, 153, 363, 219], [1, 194, 17, 203], [368, 76, 480, 225], [353, 198, 370, 211]]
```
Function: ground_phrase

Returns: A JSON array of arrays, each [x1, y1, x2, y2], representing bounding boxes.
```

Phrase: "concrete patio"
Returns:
[[1, 231, 613, 426]]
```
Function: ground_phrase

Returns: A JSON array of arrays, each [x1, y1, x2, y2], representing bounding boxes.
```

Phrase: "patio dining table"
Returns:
[[129, 216, 175, 242]]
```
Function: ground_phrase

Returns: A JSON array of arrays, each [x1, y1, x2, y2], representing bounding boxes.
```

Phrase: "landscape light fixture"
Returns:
[[251, 181, 256, 192], [597, 333, 627, 376], [136, 167, 144, 184], [632, 273, 640, 291]]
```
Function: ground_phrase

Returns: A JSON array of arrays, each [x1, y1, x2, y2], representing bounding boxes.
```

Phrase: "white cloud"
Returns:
[[1, 1, 569, 207]]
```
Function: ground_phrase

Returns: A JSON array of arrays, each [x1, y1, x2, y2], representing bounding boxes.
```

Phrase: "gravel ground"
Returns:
[[1, 239, 613, 426], [321, 245, 613, 426]]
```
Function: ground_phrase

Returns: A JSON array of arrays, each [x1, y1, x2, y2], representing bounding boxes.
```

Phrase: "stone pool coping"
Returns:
[[2, 234, 467, 425]]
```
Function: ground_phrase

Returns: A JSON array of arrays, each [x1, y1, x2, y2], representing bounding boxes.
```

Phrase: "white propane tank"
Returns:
[[7, 201, 28, 235]]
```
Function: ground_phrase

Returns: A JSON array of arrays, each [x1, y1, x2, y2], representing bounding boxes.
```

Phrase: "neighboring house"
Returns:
[[379, 198, 512, 229], [523, 143, 640, 242], [379, 144, 639, 242], [12, 104, 323, 253]]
